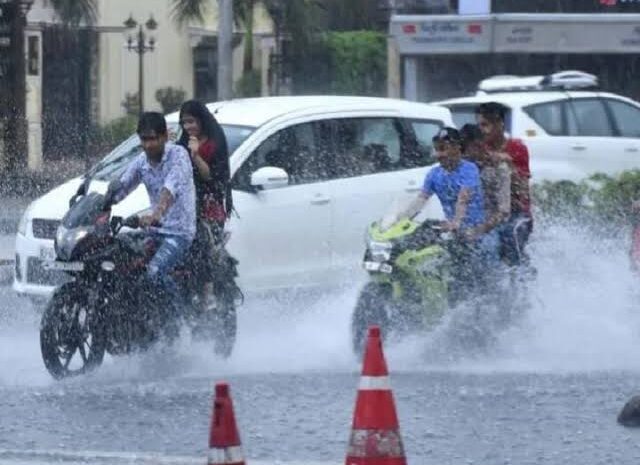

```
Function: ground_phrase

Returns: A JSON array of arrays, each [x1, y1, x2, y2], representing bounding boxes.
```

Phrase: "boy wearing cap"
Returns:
[[393, 127, 496, 301]]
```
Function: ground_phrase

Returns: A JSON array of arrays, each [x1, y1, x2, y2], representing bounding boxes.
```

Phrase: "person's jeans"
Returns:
[[448, 230, 499, 305], [147, 233, 192, 310], [498, 213, 533, 266]]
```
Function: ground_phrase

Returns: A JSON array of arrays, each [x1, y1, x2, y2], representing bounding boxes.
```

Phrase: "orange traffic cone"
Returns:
[[207, 383, 246, 465], [345, 326, 407, 465]]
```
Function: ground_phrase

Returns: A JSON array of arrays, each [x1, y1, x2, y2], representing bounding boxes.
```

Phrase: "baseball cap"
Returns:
[[432, 127, 462, 144]]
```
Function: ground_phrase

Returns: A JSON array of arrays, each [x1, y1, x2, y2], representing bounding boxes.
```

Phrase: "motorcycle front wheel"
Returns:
[[351, 282, 391, 356], [40, 283, 106, 380]]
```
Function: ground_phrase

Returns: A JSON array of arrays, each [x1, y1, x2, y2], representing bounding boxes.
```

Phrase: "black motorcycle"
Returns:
[[39, 186, 241, 379]]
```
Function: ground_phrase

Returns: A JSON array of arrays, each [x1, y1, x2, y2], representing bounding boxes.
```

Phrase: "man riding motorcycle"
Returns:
[[385, 127, 498, 303], [109, 111, 196, 313]]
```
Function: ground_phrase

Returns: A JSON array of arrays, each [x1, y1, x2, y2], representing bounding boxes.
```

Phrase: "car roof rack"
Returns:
[[476, 70, 599, 94]]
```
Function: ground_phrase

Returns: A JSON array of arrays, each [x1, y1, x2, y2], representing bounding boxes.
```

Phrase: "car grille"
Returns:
[[26, 257, 69, 286], [31, 219, 61, 239]]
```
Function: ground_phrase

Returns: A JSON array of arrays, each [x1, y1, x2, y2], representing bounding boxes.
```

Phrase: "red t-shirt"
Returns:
[[197, 140, 226, 223], [503, 139, 532, 216]]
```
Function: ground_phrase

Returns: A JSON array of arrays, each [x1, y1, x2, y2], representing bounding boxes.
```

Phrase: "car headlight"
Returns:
[[17, 204, 34, 236]]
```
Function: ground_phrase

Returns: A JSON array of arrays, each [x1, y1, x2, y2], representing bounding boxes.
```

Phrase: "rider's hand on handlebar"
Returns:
[[441, 220, 460, 232], [139, 212, 161, 228]]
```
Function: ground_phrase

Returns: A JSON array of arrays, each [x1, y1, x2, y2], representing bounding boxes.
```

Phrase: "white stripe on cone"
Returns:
[[207, 445, 245, 464], [358, 375, 391, 390]]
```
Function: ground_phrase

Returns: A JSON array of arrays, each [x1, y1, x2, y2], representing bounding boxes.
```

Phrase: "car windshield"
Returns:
[[91, 123, 255, 181], [447, 104, 513, 133]]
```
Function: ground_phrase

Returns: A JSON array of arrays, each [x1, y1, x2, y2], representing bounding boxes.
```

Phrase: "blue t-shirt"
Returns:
[[422, 160, 485, 229]]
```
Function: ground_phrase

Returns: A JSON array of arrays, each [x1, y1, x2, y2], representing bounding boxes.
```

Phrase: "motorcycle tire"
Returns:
[[40, 283, 106, 380], [213, 293, 237, 359], [351, 282, 391, 356], [192, 291, 237, 359]]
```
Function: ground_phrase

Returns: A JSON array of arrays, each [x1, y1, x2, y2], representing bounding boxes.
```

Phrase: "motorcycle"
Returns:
[[350, 205, 527, 355], [351, 213, 454, 355], [39, 185, 241, 379]]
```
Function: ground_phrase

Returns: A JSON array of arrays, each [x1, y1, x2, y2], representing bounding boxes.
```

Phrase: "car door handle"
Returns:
[[626, 147, 639, 153], [310, 194, 330, 205], [405, 181, 421, 193], [571, 144, 587, 151]]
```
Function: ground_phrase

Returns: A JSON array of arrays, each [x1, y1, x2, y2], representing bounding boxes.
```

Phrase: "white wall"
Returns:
[[97, 0, 195, 123]]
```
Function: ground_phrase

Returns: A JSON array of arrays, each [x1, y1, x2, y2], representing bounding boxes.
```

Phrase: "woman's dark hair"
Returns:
[[475, 101, 508, 123], [459, 123, 483, 151], [178, 100, 233, 216], [137, 112, 167, 135]]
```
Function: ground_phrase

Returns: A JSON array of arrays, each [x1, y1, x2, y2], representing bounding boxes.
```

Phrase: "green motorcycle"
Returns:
[[351, 217, 454, 354]]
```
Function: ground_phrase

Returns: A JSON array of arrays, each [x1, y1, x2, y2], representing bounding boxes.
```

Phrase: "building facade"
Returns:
[[21, 0, 276, 171]]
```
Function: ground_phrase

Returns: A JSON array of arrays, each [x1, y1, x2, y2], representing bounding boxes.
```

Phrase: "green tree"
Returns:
[[48, 0, 97, 25], [170, 0, 325, 76]]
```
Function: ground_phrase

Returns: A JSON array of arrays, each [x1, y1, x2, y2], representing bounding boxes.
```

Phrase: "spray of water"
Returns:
[[1, 218, 640, 389]]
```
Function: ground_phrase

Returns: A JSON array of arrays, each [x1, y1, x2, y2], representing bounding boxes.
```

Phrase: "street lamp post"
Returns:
[[124, 14, 157, 115]]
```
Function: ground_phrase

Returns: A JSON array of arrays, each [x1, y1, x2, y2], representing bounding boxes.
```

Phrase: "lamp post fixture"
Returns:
[[123, 14, 157, 115]]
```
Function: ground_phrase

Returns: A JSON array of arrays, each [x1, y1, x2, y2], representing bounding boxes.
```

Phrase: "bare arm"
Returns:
[[140, 188, 174, 227], [448, 187, 471, 230], [189, 136, 211, 180], [191, 152, 211, 180]]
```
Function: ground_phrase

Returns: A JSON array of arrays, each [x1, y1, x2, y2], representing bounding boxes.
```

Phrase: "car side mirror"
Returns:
[[250, 166, 289, 190]]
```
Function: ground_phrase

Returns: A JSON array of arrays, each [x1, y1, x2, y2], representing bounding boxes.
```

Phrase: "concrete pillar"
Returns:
[[403, 56, 418, 101], [387, 37, 401, 98], [25, 30, 42, 171]]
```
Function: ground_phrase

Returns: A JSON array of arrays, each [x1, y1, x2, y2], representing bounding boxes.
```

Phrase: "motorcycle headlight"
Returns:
[[17, 204, 34, 236], [55, 226, 89, 261], [368, 240, 392, 262]]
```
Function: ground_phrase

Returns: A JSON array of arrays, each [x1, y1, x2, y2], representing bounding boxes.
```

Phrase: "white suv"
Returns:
[[14, 96, 451, 299], [436, 71, 640, 181]]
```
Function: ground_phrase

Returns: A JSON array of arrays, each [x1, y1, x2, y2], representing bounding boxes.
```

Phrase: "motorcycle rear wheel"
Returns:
[[192, 291, 237, 359], [40, 284, 106, 380]]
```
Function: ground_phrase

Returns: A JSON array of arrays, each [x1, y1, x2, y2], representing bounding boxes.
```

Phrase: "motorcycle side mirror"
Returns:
[[69, 176, 91, 208]]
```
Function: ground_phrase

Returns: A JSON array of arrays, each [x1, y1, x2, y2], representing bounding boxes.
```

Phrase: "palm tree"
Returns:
[[171, 0, 324, 74], [48, 0, 97, 25]]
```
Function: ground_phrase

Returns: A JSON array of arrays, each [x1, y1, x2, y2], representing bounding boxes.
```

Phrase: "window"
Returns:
[[92, 123, 252, 182], [406, 119, 442, 166], [567, 99, 614, 137], [447, 104, 513, 133], [233, 122, 330, 190], [605, 99, 640, 138], [331, 118, 406, 178], [524, 101, 565, 135], [447, 105, 477, 129]]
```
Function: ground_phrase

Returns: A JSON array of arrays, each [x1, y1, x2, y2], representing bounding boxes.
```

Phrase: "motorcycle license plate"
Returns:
[[363, 261, 393, 274], [42, 261, 84, 271]]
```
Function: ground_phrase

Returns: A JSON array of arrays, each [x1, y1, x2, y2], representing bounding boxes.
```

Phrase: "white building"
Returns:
[[24, 0, 277, 171]]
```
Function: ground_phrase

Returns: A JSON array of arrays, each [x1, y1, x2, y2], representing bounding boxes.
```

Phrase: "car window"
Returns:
[[447, 105, 477, 129], [567, 99, 614, 137], [604, 99, 640, 138], [92, 123, 253, 182], [407, 119, 441, 166], [331, 118, 412, 178], [523, 101, 565, 136], [447, 104, 513, 133], [233, 121, 330, 190]]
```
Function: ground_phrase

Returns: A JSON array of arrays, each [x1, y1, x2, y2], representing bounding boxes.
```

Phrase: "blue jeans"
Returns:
[[498, 213, 532, 266], [147, 234, 192, 309]]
